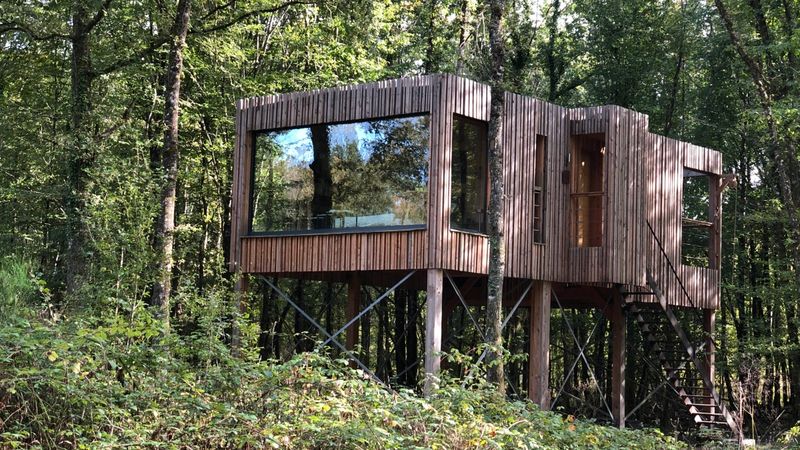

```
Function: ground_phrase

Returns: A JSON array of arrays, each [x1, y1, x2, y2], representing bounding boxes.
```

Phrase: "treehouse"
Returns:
[[229, 75, 739, 438]]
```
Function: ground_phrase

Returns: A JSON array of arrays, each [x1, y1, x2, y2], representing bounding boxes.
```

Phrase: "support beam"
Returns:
[[346, 273, 361, 351], [424, 269, 443, 396], [610, 288, 626, 428], [528, 281, 551, 409], [703, 309, 716, 415]]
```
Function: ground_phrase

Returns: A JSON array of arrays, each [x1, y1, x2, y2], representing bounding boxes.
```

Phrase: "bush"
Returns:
[[0, 261, 681, 449]]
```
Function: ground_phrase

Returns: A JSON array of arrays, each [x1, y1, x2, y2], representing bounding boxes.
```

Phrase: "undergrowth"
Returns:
[[0, 259, 682, 449]]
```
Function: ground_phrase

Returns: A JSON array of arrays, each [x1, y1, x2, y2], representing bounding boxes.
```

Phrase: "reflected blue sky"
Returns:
[[270, 117, 420, 164]]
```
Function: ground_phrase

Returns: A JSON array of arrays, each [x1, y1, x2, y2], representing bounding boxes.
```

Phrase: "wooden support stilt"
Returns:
[[703, 309, 716, 415], [346, 273, 361, 351], [528, 281, 551, 409], [424, 269, 443, 396], [610, 288, 626, 428]]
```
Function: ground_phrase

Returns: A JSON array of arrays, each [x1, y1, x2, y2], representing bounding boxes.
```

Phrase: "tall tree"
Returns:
[[151, 0, 192, 327], [485, 0, 507, 393]]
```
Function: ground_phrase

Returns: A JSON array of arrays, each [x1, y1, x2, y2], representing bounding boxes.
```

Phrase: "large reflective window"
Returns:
[[450, 115, 488, 233], [249, 115, 430, 233]]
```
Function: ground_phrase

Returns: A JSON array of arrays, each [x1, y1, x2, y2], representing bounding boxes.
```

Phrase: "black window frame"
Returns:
[[247, 113, 432, 237], [449, 114, 490, 235]]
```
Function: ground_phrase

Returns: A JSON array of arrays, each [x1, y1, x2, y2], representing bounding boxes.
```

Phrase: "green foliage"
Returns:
[[780, 422, 800, 446], [0, 287, 679, 449]]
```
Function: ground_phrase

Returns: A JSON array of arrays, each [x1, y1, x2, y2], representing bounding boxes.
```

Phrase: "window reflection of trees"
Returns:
[[250, 115, 430, 233], [682, 169, 712, 268]]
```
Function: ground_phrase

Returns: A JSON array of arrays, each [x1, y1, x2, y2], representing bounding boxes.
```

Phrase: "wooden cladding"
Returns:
[[644, 136, 722, 309], [240, 230, 427, 273], [231, 74, 723, 309]]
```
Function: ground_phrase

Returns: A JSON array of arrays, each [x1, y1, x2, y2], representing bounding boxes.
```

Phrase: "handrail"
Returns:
[[644, 220, 740, 441], [645, 219, 699, 310]]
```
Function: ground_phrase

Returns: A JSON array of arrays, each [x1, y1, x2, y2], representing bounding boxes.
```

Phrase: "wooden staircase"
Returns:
[[636, 220, 743, 443], [628, 271, 742, 442]]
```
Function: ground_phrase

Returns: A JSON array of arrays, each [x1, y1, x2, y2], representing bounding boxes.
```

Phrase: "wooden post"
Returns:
[[346, 273, 361, 352], [528, 281, 551, 409], [610, 289, 626, 428], [424, 269, 443, 396], [703, 309, 716, 415]]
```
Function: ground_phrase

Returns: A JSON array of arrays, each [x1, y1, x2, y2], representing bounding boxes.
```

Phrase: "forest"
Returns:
[[2, 0, 800, 448]]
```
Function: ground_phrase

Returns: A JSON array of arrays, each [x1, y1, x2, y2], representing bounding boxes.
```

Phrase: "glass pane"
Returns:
[[250, 115, 430, 233], [574, 195, 603, 247], [682, 169, 710, 221], [574, 134, 605, 194], [450, 115, 488, 233], [682, 226, 710, 267], [534, 134, 547, 243], [571, 133, 605, 247], [682, 168, 712, 267]]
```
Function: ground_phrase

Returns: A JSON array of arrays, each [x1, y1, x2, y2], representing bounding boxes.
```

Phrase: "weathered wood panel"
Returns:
[[644, 136, 722, 309], [240, 230, 427, 273]]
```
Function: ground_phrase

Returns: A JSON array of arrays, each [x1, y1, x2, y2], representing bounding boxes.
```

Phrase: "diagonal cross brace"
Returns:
[[461, 280, 534, 390], [261, 277, 386, 387], [445, 272, 486, 341], [319, 271, 416, 349], [550, 291, 614, 420]]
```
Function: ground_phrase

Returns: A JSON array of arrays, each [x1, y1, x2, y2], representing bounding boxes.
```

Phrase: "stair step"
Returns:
[[677, 386, 712, 392], [697, 419, 729, 426], [687, 402, 720, 408], [693, 411, 726, 417]]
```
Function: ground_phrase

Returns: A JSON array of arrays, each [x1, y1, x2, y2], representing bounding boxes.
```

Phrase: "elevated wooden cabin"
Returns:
[[230, 74, 737, 435]]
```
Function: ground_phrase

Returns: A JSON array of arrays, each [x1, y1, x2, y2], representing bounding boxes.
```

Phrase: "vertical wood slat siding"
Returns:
[[231, 74, 722, 309], [644, 135, 722, 309], [239, 230, 427, 273]]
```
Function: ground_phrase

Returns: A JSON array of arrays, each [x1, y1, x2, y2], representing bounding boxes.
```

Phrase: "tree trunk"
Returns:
[[361, 287, 372, 367], [152, 0, 192, 328], [455, 0, 468, 74], [485, 0, 507, 394], [293, 279, 311, 352], [394, 290, 407, 383], [259, 278, 277, 360], [662, 35, 684, 136], [65, 2, 95, 295], [715, 0, 800, 302], [405, 291, 418, 385], [545, 0, 561, 102], [309, 125, 333, 229]]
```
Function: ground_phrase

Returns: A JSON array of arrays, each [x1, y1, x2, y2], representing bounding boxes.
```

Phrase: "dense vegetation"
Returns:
[[0, 260, 683, 448], [2, 0, 800, 447]]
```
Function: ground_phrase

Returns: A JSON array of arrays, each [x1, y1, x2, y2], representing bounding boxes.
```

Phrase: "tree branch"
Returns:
[[83, 0, 114, 34], [190, 0, 312, 34], [199, 0, 236, 22], [91, 36, 171, 77], [713, 0, 771, 106], [0, 21, 70, 41]]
